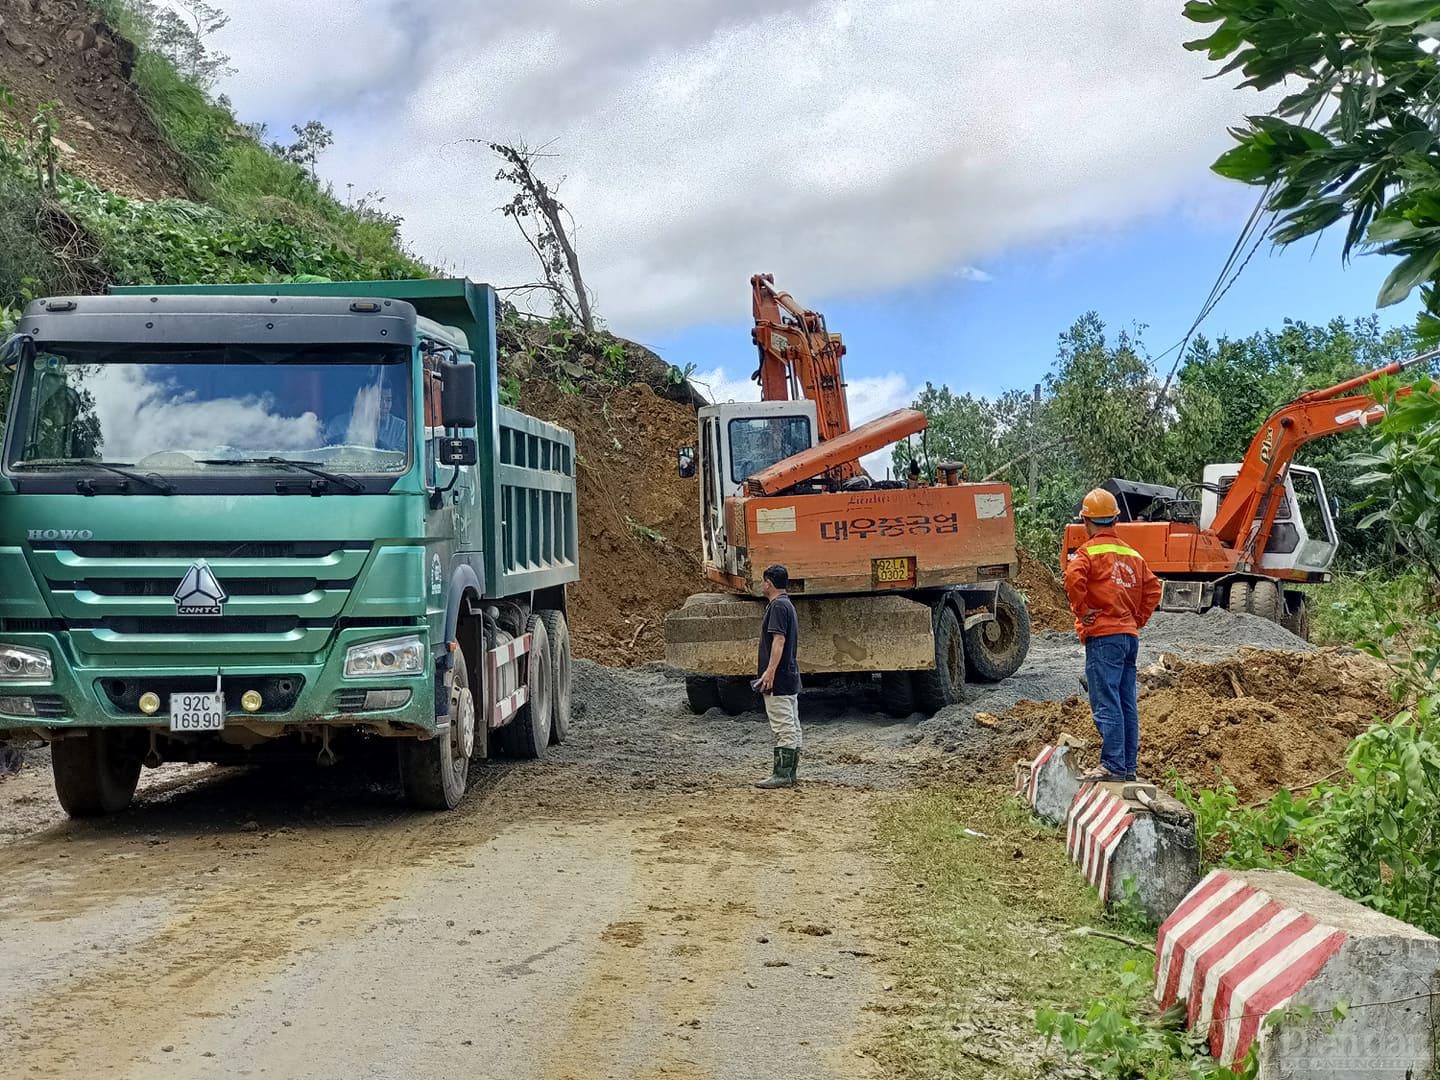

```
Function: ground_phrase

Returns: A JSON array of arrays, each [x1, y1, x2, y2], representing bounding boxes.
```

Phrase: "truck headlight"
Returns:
[[344, 636, 424, 678], [0, 644, 51, 685]]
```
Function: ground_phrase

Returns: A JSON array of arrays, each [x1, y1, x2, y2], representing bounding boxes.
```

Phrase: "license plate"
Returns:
[[169, 691, 225, 732], [872, 556, 916, 586]]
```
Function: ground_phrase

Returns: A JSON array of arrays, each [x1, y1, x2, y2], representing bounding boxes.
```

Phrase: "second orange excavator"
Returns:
[[664, 274, 1033, 716], [1062, 350, 1436, 639]]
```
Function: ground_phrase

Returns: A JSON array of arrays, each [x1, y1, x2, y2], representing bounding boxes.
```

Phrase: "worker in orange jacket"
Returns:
[[1064, 488, 1163, 782]]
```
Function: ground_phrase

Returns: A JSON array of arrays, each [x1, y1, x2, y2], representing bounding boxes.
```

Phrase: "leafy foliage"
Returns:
[[1181, 0, 1440, 335], [1036, 960, 1257, 1078]]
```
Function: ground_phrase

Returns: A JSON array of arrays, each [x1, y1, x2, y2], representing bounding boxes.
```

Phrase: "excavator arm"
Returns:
[[1209, 350, 1436, 569], [751, 273, 861, 481]]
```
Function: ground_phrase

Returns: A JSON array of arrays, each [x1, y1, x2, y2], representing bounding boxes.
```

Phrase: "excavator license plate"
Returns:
[[872, 556, 916, 588]]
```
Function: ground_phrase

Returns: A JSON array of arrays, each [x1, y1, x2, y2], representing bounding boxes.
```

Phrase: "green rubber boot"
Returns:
[[755, 747, 794, 789], [785, 747, 801, 783]]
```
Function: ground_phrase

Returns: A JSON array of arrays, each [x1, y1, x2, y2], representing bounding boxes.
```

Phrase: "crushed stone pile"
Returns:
[[519, 380, 704, 665], [982, 648, 1393, 802]]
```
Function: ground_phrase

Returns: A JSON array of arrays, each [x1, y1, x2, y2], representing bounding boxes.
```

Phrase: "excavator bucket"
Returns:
[[664, 592, 937, 676]]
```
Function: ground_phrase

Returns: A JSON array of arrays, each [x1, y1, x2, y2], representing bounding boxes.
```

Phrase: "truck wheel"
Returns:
[[879, 671, 917, 717], [913, 605, 965, 715], [716, 677, 760, 716], [1249, 579, 1282, 622], [963, 582, 1032, 683], [1226, 581, 1252, 615], [399, 645, 474, 810], [685, 675, 720, 714], [540, 610, 572, 745], [1280, 592, 1312, 641], [500, 616, 552, 759], [52, 729, 142, 817]]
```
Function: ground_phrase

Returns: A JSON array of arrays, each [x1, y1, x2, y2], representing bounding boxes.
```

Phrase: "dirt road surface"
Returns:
[[0, 614, 1314, 1079], [0, 665, 932, 1080]]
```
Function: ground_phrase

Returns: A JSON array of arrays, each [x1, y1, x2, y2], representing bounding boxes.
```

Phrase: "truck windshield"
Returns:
[[4, 343, 411, 475], [728, 416, 812, 483]]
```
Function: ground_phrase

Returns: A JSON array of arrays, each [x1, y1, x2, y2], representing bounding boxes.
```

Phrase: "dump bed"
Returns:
[[108, 279, 579, 599]]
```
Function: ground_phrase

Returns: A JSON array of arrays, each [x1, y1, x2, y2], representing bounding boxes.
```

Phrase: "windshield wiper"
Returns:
[[15, 460, 175, 495], [198, 457, 365, 493]]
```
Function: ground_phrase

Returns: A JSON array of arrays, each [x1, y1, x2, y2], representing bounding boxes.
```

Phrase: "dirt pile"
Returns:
[[0, 0, 185, 199], [1017, 551, 1070, 632], [1001, 647, 1394, 801], [520, 380, 704, 664]]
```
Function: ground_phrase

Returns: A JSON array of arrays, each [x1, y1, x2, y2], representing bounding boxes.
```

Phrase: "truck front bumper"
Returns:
[[0, 627, 436, 739]]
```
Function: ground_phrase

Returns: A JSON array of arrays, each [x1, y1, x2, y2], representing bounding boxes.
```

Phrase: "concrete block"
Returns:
[[1066, 782, 1200, 924], [1156, 869, 1440, 1078], [1014, 735, 1085, 825]]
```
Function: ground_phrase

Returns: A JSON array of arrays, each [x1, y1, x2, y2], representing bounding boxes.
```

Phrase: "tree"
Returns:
[[1182, 0, 1440, 336], [284, 121, 333, 181], [150, 1, 235, 90], [484, 141, 595, 331]]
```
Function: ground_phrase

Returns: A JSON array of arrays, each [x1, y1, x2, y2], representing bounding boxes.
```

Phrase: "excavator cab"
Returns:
[[692, 400, 818, 573], [1199, 464, 1339, 575]]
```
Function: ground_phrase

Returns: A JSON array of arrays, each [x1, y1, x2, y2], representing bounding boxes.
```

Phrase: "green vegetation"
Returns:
[[1181, 0, 1440, 337]]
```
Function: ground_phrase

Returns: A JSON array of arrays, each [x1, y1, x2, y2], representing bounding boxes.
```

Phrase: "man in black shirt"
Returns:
[[755, 564, 801, 789]]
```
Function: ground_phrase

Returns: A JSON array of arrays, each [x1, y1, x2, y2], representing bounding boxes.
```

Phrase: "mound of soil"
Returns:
[[0, 0, 186, 199], [1017, 552, 1070, 633], [1002, 647, 1394, 802], [519, 379, 704, 665]]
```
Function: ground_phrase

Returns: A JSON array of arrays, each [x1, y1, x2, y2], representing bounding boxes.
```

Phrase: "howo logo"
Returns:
[[26, 529, 94, 541], [174, 561, 227, 617]]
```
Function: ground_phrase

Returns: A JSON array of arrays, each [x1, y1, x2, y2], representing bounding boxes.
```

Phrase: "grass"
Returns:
[[869, 784, 1159, 1077], [1309, 567, 1435, 652]]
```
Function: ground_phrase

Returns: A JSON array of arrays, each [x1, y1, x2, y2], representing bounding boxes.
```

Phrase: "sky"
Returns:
[[195, 0, 1419, 440]]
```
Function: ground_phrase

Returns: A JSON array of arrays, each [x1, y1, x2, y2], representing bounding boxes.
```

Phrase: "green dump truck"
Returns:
[[0, 279, 578, 814]]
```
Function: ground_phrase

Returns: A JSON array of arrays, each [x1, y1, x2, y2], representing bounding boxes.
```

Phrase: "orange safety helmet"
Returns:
[[1080, 487, 1120, 522]]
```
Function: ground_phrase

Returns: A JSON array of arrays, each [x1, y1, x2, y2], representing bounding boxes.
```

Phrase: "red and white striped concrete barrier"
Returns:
[[1014, 737, 1084, 825], [1155, 869, 1440, 1076], [1066, 783, 1135, 901]]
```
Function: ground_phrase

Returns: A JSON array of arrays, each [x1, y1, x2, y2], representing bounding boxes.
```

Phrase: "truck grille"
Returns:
[[30, 541, 375, 653]]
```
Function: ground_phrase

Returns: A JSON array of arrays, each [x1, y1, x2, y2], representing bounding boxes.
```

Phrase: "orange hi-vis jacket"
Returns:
[[1063, 528, 1163, 643]]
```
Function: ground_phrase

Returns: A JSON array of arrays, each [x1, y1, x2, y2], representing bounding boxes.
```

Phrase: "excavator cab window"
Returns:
[[728, 416, 811, 484], [1291, 471, 1335, 546]]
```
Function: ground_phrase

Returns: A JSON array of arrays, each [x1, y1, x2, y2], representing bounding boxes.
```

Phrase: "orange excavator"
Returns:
[[665, 274, 1033, 716], [1062, 351, 1435, 639]]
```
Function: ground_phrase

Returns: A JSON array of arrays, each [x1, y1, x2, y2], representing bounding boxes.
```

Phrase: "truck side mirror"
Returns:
[[440, 360, 478, 428], [439, 437, 478, 467], [677, 446, 696, 479]]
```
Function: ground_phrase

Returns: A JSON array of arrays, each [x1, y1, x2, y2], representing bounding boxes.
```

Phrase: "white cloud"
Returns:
[[206, 1, 1260, 335]]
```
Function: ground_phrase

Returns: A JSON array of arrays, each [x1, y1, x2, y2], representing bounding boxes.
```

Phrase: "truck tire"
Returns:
[[1280, 591, 1312, 641], [51, 729, 142, 817], [1249, 579, 1281, 622], [716, 677, 760, 716], [913, 605, 965, 715], [500, 615, 552, 759], [399, 645, 475, 810], [1226, 581, 1252, 615], [879, 671, 917, 717], [685, 675, 721, 714], [540, 609, 572, 745], [962, 582, 1032, 684]]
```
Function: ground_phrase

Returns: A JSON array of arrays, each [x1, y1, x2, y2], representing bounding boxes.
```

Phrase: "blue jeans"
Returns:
[[1085, 633, 1139, 777]]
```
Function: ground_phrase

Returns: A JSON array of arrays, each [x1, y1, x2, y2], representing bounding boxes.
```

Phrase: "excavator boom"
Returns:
[[744, 408, 928, 496], [751, 273, 860, 480], [1210, 349, 1436, 567]]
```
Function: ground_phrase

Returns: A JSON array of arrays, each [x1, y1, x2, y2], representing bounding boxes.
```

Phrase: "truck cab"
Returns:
[[0, 280, 578, 815]]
